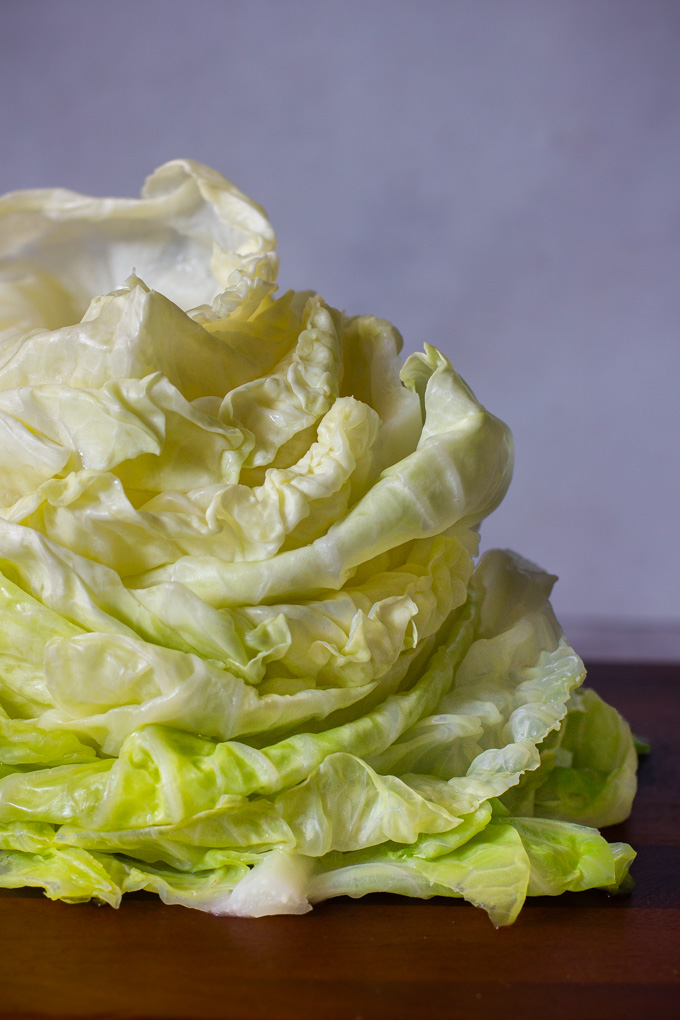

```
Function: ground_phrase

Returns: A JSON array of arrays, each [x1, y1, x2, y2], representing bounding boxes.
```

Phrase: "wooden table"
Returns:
[[1, 661, 678, 1020]]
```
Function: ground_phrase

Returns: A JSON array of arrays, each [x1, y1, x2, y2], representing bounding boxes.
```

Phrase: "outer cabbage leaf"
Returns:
[[307, 814, 633, 926], [506, 816, 636, 897], [501, 687, 638, 827]]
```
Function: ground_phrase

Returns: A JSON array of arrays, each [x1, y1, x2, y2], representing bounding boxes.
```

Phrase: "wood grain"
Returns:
[[1, 661, 678, 1020]]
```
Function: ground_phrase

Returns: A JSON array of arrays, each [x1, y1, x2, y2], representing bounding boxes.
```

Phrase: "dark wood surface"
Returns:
[[1, 661, 678, 1020]]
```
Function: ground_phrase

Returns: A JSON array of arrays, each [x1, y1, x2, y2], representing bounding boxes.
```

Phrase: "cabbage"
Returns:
[[0, 160, 637, 924]]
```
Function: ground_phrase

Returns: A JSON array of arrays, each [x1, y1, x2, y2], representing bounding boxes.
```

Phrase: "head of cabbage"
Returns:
[[0, 160, 636, 924]]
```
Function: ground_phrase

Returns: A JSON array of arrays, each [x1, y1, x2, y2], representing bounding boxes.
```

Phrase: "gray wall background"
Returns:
[[1, 0, 678, 629]]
